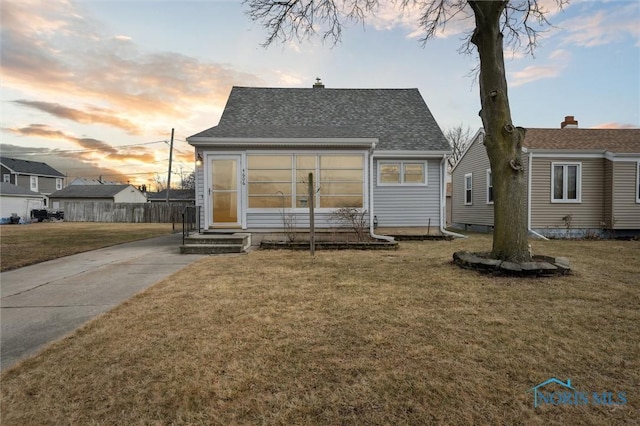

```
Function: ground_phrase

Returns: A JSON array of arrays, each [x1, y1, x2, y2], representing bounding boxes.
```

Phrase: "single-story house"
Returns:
[[0, 182, 45, 222], [48, 184, 147, 210], [186, 82, 452, 237], [147, 189, 195, 204], [451, 116, 640, 238], [0, 157, 65, 200]]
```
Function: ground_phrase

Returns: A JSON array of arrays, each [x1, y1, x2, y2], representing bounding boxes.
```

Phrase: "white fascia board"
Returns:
[[604, 151, 640, 161], [372, 150, 450, 158], [528, 149, 606, 158], [187, 137, 377, 148]]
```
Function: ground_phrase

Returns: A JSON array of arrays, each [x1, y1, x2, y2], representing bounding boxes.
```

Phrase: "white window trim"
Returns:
[[56, 178, 63, 190], [30, 175, 38, 192], [486, 169, 493, 205], [3, 174, 10, 183], [464, 173, 473, 205], [377, 160, 427, 186], [636, 161, 640, 204], [551, 162, 582, 203]]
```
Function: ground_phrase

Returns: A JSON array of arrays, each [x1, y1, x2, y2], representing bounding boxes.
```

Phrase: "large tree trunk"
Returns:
[[469, 1, 531, 262]]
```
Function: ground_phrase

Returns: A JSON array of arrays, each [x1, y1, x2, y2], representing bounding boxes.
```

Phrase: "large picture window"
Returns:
[[378, 161, 426, 185], [552, 163, 581, 202], [248, 154, 364, 209]]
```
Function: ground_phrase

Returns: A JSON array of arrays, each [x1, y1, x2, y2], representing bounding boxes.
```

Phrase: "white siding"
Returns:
[[247, 211, 349, 229], [372, 158, 441, 227], [1, 196, 44, 219]]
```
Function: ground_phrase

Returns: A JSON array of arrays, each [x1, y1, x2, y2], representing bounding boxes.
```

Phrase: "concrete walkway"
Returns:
[[0, 233, 205, 371]]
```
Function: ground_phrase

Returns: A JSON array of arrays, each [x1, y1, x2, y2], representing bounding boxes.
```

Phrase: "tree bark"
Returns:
[[469, 1, 531, 262]]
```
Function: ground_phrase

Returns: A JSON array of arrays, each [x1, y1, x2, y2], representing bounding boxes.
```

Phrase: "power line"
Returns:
[[2, 140, 168, 156]]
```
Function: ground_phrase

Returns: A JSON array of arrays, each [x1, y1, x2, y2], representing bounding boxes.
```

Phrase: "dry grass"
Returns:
[[0, 223, 174, 271], [1, 235, 639, 425]]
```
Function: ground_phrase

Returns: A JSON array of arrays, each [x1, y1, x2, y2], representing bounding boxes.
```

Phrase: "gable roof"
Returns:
[[189, 87, 450, 151], [49, 184, 133, 199], [0, 182, 44, 197], [0, 157, 65, 177], [523, 128, 640, 153]]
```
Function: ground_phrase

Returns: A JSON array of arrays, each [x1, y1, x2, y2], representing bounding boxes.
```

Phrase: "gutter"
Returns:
[[527, 151, 549, 240], [440, 156, 467, 238], [368, 151, 395, 243]]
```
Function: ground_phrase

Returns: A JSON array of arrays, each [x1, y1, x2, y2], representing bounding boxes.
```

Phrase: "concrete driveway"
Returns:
[[0, 233, 205, 371]]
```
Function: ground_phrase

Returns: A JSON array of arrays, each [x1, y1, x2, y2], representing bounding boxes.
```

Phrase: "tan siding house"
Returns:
[[451, 118, 640, 237]]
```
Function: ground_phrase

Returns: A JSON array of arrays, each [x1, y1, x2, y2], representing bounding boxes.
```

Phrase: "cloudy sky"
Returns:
[[1, 0, 638, 188]]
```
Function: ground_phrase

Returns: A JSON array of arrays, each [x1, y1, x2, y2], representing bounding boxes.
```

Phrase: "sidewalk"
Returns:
[[0, 233, 205, 371]]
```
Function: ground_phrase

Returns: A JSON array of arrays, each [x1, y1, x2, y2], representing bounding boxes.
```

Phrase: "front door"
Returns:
[[210, 156, 241, 228]]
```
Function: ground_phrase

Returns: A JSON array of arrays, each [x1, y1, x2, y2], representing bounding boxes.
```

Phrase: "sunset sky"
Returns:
[[1, 0, 638, 189]]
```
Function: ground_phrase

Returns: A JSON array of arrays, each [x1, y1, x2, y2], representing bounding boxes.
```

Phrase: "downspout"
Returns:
[[526, 151, 549, 240], [439, 155, 467, 238], [369, 149, 395, 242]]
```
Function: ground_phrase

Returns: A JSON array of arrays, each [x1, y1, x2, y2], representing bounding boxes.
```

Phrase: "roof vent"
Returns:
[[561, 115, 578, 129], [313, 77, 324, 89]]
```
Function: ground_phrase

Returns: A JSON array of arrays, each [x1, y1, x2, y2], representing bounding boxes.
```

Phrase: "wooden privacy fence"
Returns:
[[62, 202, 194, 223]]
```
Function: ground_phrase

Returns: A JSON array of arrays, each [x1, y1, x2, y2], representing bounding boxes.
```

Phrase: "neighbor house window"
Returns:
[[552, 163, 581, 202], [30, 176, 38, 191], [247, 154, 364, 209], [56, 178, 63, 190], [464, 173, 472, 205], [3, 174, 9, 183], [378, 161, 426, 185], [486, 169, 493, 204]]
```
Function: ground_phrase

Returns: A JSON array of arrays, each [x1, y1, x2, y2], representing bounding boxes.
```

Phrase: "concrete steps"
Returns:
[[180, 233, 251, 254]]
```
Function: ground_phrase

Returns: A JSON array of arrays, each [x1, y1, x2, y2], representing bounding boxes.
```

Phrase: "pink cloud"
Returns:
[[591, 122, 639, 129]]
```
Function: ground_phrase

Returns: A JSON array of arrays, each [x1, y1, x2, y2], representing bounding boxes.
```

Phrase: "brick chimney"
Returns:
[[313, 77, 324, 89], [561, 115, 578, 129]]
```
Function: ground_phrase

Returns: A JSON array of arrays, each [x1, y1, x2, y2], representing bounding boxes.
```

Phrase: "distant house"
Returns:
[[451, 116, 640, 237], [49, 184, 147, 210], [187, 83, 451, 234], [68, 177, 120, 185], [0, 182, 46, 221], [0, 157, 65, 200], [147, 189, 195, 204]]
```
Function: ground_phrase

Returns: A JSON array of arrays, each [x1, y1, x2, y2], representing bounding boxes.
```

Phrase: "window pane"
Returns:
[[296, 183, 313, 195], [213, 192, 237, 222], [296, 196, 311, 208], [404, 163, 425, 183], [248, 182, 292, 195], [248, 155, 291, 169], [320, 182, 363, 195], [296, 155, 316, 169], [320, 196, 363, 208], [248, 170, 291, 182], [554, 165, 564, 199], [249, 196, 291, 208], [320, 170, 363, 182], [567, 165, 577, 199], [320, 155, 362, 169], [380, 163, 400, 184], [296, 170, 315, 182]]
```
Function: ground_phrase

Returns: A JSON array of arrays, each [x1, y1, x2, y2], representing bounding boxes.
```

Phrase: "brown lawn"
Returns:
[[0, 222, 174, 271], [1, 234, 638, 425]]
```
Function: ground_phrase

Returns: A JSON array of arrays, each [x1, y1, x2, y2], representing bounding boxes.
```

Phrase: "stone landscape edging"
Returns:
[[453, 251, 571, 277]]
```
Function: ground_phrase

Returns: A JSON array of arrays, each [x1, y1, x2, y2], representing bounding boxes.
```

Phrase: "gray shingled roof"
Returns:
[[0, 157, 65, 177], [189, 87, 450, 151], [147, 189, 195, 201], [0, 182, 43, 197], [49, 184, 132, 198]]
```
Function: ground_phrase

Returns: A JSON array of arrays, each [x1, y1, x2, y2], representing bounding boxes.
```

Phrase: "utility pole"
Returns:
[[166, 128, 174, 203]]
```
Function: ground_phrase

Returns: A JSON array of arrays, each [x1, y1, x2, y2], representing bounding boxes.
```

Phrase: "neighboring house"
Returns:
[[186, 83, 451, 235], [48, 184, 147, 210], [0, 182, 45, 221], [0, 157, 65, 200], [451, 116, 640, 237], [68, 177, 120, 185], [147, 189, 195, 204]]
